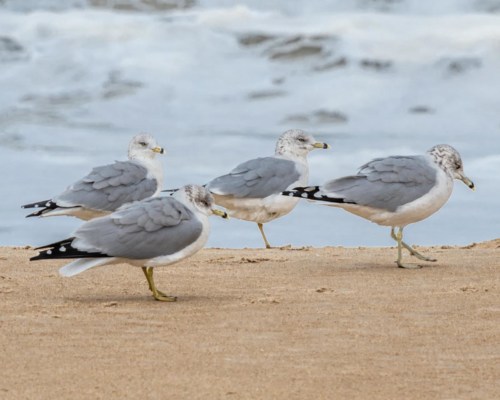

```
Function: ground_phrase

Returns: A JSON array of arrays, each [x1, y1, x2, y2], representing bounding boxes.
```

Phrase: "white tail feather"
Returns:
[[59, 258, 114, 277]]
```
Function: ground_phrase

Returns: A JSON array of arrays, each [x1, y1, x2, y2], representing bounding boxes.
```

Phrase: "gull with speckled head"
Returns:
[[206, 129, 330, 248], [22, 133, 165, 220], [30, 185, 228, 302], [283, 144, 474, 268]]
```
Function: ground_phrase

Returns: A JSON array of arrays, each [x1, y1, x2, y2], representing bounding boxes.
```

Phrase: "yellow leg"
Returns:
[[257, 223, 272, 249], [141, 267, 177, 302]]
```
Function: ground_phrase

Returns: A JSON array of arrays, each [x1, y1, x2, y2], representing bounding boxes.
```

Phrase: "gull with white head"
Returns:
[[283, 144, 474, 268], [206, 129, 330, 248], [22, 133, 165, 220], [30, 185, 228, 302]]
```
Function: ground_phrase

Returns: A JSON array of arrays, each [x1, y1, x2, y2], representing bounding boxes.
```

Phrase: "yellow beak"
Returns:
[[152, 146, 165, 154], [212, 209, 229, 219], [313, 142, 330, 149]]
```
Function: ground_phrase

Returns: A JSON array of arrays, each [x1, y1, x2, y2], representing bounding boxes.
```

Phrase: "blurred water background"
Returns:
[[1, 0, 499, 248]]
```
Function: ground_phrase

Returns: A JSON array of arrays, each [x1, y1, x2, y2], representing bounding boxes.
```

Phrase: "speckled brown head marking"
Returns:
[[427, 144, 464, 175], [275, 129, 318, 158], [427, 144, 474, 189], [183, 184, 214, 211]]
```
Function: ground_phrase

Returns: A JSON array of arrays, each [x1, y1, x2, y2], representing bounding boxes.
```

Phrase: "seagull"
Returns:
[[30, 185, 228, 302], [282, 144, 474, 268], [22, 133, 165, 220], [205, 129, 329, 248]]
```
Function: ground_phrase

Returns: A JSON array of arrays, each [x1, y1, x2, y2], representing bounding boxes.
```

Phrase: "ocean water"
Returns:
[[0, 0, 499, 249]]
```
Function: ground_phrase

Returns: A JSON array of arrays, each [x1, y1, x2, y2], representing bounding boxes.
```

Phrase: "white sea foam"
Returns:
[[1, 1, 499, 247]]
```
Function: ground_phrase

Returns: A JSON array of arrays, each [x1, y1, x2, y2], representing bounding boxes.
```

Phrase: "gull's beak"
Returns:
[[459, 174, 475, 191], [152, 146, 165, 154], [212, 209, 229, 219], [312, 142, 330, 149]]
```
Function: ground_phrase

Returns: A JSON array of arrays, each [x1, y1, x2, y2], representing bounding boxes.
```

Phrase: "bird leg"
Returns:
[[257, 223, 272, 249], [390, 227, 436, 262], [141, 267, 177, 302], [390, 227, 421, 269], [400, 240, 437, 262]]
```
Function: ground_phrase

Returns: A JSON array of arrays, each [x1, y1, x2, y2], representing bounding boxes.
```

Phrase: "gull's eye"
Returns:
[[454, 162, 462, 170], [298, 137, 307, 143], [139, 141, 147, 147]]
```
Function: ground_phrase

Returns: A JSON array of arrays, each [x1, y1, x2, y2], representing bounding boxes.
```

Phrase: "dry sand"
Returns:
[[0, 241, 499, 399]]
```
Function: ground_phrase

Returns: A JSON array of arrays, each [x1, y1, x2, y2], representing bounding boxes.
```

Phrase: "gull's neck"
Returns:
[[275, 149, 310, 184], [134, 156, 164, 192], [275, 147, 308, 163]]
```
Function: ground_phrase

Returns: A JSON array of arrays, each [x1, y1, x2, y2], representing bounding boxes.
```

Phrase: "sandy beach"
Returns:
[[0, 241, 499, 399]]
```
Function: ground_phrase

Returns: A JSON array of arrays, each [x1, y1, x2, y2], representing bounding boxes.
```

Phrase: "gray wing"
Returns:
[[322, 156, 437, 212], [73, 197, 203, 259], [206, 157, 301, 199], [56, 161, 158, 211]]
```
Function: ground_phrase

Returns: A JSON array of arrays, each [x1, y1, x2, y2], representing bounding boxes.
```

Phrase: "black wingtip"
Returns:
[[34, 238, 75, 250], [282, 186, 357, 205], [22, 200, 59, 217], [30, 237, 110, 261], [282, 186, 321, 199], [22, 200, 51, 209], [30, 253, 46, 261], [25, 209, 44, 218]]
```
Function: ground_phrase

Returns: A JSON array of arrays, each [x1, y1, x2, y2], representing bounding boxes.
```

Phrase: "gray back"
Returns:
[[323, 156, 437, 212], [207, 157, 301, 199], [75, 197, 203, 259], [57, 161, 158, 211]]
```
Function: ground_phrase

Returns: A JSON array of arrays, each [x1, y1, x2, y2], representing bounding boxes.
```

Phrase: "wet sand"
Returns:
[[1, 241, 499, 399]]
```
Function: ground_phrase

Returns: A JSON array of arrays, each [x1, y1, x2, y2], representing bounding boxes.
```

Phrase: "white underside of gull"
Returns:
[[41, 207, 109, 221], [213, 193, 300, 224]]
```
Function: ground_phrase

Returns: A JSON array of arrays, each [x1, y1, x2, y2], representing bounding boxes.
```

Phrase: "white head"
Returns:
[[175, 185, 229, 218], [128, 133, 164, 161], [428, 144, 474, 190], [275, 129, 330, 159]]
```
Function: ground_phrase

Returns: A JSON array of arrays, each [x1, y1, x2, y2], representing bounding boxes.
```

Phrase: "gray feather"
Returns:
[[73, 197, 203, 259], [56, 161, 158, 211], [207, 157, 301, 199], [323, 156, 437, 212]]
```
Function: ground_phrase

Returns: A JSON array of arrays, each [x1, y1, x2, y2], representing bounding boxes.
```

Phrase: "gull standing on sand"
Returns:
[[283, 144, 474, 268], [206, 129, 330, 248], [22, 133, 165, 220], [30, 185, 228, 302]]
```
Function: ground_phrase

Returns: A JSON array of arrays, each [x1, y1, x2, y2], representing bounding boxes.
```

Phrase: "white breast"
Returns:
[[137, 157, 164, 196]]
